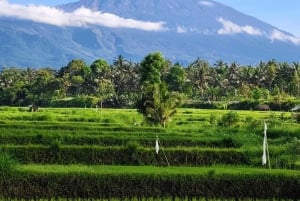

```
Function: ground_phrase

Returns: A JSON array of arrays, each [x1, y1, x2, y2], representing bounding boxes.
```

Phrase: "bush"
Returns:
[[219, 111, 240, 127]]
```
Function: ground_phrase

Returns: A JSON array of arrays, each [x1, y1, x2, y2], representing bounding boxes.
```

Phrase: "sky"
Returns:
[[5, 0, 300, 37], [217, 0, 300, 37]]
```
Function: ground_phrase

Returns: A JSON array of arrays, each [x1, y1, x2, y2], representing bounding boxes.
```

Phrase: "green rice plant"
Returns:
[[0, 152, 17, 178], [209, 113, 218, 125], [3, 165, 300, 200], [1, 145, 249, 166], [0, 106, 299, 170], [267, 125, 300, 139], [31, 113, 54, 121]]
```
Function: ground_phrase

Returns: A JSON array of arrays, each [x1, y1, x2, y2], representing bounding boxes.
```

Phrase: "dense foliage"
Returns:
[[2, 54, 300, 111]]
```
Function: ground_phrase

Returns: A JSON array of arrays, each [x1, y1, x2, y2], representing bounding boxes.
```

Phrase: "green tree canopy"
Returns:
[[139, 52, 167, 84], [137, 52, 184, 127]]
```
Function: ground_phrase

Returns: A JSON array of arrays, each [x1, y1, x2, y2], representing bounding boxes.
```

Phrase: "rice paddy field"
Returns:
[[0, 106, 299, 200]]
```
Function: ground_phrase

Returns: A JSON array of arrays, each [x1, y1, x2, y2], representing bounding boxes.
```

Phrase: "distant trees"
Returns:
[[1, 52, 300, 112]]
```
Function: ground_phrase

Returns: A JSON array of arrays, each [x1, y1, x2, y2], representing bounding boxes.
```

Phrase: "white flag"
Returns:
[[262, 121, 267, 165], [155, 137, 159, 154]]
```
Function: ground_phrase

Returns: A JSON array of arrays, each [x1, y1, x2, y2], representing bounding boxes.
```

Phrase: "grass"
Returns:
[[0, 106, 299, 168], [0, 107, 299, 199], [17, 164, 300, 176]]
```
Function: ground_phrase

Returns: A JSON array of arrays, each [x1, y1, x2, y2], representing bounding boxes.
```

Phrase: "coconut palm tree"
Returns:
[[187, 58, 212, 99], [138, 83, 183, 128], [264, 59, 277, 92], [291, 62, 300, 97], [112, 55, 140, 106]]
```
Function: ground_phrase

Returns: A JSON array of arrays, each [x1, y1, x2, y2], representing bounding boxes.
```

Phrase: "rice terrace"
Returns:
[[2, 0, 300, 198], [1, 52, 300, 200], [0, 106, 299, 200]]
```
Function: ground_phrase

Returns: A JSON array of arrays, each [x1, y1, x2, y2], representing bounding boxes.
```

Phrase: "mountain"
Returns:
[[1, 0, 300, 68]]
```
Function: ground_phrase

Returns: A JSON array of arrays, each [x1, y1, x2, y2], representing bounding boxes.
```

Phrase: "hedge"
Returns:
[[1, 145, 248, 166], [0, 134, 240, 148]]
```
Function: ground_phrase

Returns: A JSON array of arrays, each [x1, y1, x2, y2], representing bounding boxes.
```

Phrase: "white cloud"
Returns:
[[270, 29, 300, 45], [217, 17, 262, 36], [177, 25, 187, 33], [198, 1, 214, 7], [0, 1, 166, 31]]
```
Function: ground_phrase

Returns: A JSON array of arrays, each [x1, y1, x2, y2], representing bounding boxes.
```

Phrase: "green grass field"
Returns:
[[0, 107, 299, 166], [0, 107, 299, 200]]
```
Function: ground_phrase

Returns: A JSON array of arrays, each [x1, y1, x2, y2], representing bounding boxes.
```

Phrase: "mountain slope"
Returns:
[[0, 0, 300, 68]]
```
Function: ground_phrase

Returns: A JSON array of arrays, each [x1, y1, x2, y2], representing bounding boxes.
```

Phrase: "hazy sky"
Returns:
[[7, 0, 300, 36]]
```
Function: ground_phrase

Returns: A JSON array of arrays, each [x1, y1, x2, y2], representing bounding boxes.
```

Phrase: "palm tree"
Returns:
[[240, 65, 255, 86], [137, 83, 183, 128], [275, 62, 293, 94], [291, 62, 300, 97], [187, 58, 212, 99], [264, 60, 277, 92], [213, 60, 229, 99], [112, 55, 140, 106], [226, 62, 241, 97]]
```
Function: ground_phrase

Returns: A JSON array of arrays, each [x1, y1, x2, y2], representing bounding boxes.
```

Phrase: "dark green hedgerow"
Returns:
[[0, 133, 240, 148], [0, 171, 299, 200], [1, 145, 248, 166]]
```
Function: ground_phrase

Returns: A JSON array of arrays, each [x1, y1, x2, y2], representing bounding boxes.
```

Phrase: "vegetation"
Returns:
[[0, 165, 298, 200], [1, 54, 300, 112], [0, 107, 299, 199], [1, 51, 300, 199]]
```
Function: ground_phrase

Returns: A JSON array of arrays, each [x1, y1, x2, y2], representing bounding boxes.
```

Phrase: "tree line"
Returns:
[[1, 52, 300, 109]]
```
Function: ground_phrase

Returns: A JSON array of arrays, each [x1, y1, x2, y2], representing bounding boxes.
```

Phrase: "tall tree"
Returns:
[[139, 52, 167, 84], [137, 52, 183, 127], [137, 83, 183, 128], [112, 55, 139, 106], [166, 63, 186, 93], [290, 62, 300, 97], [0, 67, 27, 105], [59, 59, 90, 96], [264, 60, 277, 92], [187, 58, 212, 99], [30, 68, 58, 105]]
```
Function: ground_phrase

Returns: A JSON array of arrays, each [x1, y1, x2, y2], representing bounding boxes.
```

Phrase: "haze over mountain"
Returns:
[[1, 0, 300, 68]]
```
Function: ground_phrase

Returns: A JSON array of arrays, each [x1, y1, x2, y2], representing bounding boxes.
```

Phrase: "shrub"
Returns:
[[219, 111, 240, 127]]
